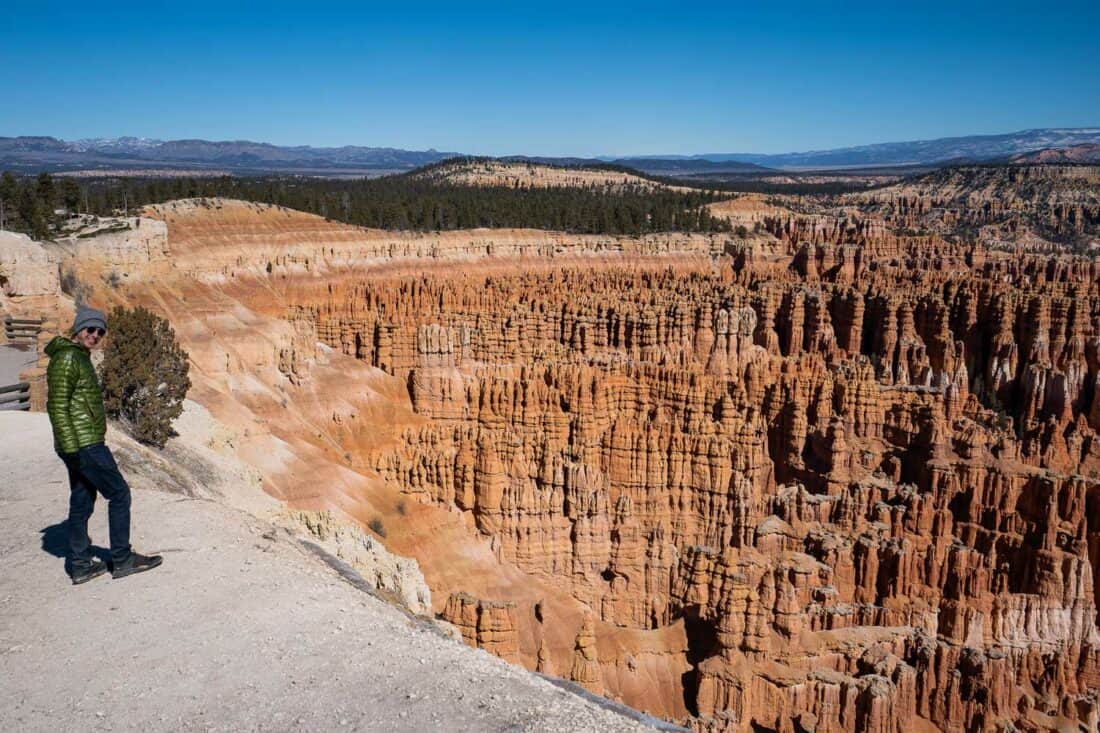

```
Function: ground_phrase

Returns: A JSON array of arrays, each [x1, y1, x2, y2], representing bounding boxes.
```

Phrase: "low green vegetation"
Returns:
[[368, 516, 387, 537], [0, 171, 82, 239], [99, 306, 191, 449], [0, 167, 733, 237], [696, 179, 878, 196]]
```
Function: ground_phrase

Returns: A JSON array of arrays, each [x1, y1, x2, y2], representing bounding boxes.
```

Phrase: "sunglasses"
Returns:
[[84, 327, 107, 337]]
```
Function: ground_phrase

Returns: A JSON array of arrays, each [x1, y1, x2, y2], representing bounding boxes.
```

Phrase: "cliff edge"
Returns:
[[0, 409, 670, 732]]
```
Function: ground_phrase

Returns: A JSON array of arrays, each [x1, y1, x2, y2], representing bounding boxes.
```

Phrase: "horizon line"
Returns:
[[4, 125, 1100, 160]]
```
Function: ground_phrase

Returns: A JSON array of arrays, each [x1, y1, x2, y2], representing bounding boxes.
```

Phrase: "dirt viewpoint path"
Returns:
[[0, 412, 664, 733], [0, 344, 36, 387]]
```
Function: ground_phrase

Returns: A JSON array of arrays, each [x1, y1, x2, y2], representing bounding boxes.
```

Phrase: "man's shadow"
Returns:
[[40, 522, 110, 574]]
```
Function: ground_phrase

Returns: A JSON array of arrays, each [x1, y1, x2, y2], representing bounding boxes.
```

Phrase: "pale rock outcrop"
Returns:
[[292, 509, 431, 615], [0, 231, 58, 300]]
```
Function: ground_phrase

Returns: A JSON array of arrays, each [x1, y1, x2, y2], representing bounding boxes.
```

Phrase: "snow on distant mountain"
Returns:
[[68, 137, 165, 153]]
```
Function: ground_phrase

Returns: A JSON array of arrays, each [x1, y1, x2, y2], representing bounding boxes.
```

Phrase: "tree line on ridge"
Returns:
[[0, 170, 733, 239]]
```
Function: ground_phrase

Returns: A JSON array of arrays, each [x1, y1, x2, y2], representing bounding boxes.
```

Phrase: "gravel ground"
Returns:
[[0, 412, 660, 732]]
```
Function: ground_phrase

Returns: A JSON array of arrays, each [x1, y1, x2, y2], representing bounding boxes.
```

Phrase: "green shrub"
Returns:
[[99, 305, 191, 448], [368, 516, 387, 537], [59, 267, 91, 303]]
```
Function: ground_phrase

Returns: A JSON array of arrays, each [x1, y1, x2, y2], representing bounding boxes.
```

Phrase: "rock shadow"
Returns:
[[680, 604, 719, 716]]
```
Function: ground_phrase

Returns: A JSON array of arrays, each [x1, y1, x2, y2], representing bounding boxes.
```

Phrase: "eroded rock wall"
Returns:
[[268, 242, 1100, 731], [56, 198, 1098, 732], [848, 165, 1100, 253]]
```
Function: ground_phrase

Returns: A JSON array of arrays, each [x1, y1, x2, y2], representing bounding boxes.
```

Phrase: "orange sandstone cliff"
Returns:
[[56, 197, 1100, 732]]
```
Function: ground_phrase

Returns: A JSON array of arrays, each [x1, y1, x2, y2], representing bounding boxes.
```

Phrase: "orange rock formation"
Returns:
[[59, 197, 1099, 732], [849, 165, 1100, 253]]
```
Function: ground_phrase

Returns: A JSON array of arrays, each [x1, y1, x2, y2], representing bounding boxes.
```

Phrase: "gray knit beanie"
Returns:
[[72, 305, 108, 335]]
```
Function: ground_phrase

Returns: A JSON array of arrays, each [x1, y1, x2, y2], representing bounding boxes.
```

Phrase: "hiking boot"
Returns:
[[71, 559, 109, 585], [111, 552, 163, 579]]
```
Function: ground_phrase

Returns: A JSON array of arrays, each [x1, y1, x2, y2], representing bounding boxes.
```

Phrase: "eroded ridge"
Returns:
[[269, 238, 1100, 731], [34, 199, 1095, 732], [848, 165, 1100, 252]]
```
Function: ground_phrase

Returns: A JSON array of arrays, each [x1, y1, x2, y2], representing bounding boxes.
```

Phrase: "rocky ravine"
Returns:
[[6, 196, 1099, 732]]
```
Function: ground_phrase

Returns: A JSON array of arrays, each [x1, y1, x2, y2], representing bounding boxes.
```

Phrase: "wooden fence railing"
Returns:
[[4, 316, 44, 345], [0, 382, 31, 411]]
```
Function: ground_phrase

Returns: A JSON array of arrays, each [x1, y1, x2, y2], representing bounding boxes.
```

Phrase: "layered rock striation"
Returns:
[[267, 225, 1100, 731], [848, 165, 1100, 253], [43, 197, 1100, 732]]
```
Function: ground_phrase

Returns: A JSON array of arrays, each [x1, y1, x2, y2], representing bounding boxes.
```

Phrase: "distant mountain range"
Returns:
[[614, 128, 1100, 170], [0, 136, 460, 174], [2, 128, 1099, 176]]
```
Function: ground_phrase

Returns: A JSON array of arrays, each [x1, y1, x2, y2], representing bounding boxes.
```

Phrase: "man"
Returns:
[[45, 305, 162, 584]]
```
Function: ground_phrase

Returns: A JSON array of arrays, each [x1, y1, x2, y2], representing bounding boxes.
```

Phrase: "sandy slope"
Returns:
[[0, 411, 669, 733]]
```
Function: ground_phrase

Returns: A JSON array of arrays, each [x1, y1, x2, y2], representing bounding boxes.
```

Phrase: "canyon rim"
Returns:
[[2, 156, 1098, 731]]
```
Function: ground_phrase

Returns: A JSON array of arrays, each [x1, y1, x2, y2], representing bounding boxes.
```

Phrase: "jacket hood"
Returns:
[[45, 335, 82, 357]]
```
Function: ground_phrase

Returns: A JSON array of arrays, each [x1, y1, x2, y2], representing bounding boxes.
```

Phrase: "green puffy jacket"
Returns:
[[45, 336, 107, 454]]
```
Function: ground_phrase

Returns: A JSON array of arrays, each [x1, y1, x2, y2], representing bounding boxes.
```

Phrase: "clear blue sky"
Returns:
[[3, 1, 1098, 157]]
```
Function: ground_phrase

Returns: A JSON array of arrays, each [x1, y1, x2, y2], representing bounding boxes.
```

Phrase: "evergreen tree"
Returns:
[[99, 306, 191, 449], [0, 171, 17, 229], [18, 186, 49, 239], [60, 178, 82, 213], [36, 172, 56, 209], [26, 170, 733, 237]]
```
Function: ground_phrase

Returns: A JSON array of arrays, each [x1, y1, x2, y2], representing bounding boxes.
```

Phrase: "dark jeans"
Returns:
[[59, 444, 132, 566]]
